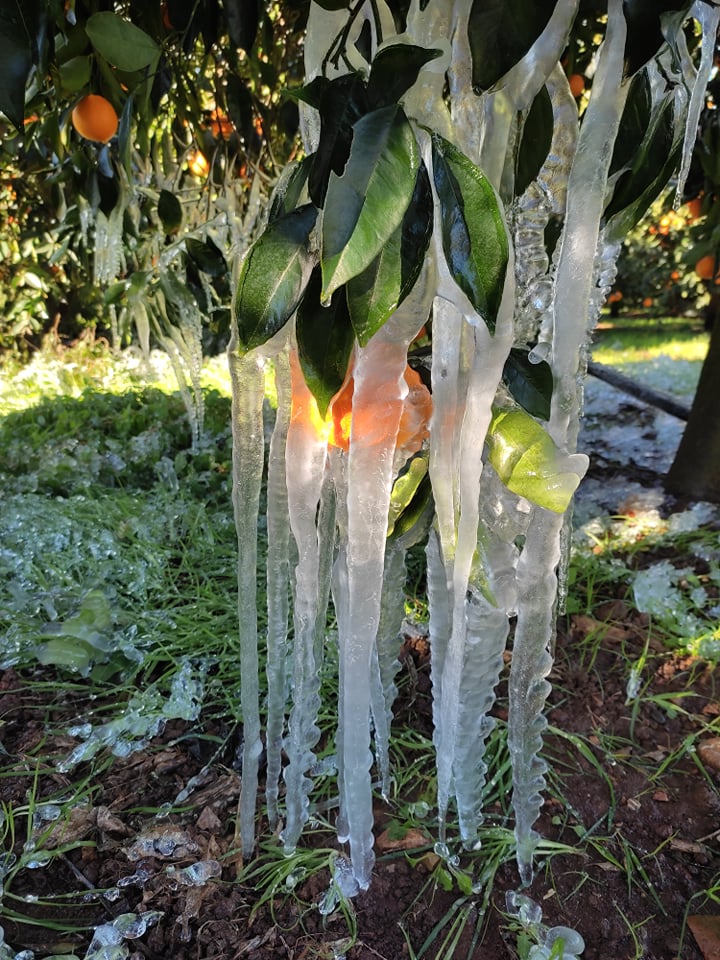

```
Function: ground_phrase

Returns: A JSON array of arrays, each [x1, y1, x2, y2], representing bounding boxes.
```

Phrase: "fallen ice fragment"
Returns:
[[545, 925, 585, 955], [166, 860, 221, 886]]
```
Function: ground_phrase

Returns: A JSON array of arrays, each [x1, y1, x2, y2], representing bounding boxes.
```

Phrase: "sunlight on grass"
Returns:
[[592, 320, 708, 398]]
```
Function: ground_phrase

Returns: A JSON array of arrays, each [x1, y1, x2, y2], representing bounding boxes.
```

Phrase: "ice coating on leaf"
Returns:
[[675, 1, 720, 207]]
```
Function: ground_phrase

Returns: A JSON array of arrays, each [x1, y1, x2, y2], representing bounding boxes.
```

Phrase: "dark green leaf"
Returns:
[[623, 0, 693, 77], [234, 204, 318, 354], [366, 43, 443, 109], [309, 73, 367, 207], [515, 84, 553, 197], [158, 189, 183, 235], [605, 97, 679, 233], [468, 0, 556, 92], [268, 155, 313, 222], [502, 348, 553, 420], [296, 268, 355, 417], [186, 237, 227, 277], [0, 0, 39, 130], [226, 74, 255, 149], [322, 105, 420, 301], [347, 160, 433, 345], [355, 18, 373, 63], [431, 132, 509, 332], [284, 76, 330, 110], [486, 409, 587, 513], [224, 0, 259, 53], [86, 12, 160, 72], [609, 69, 651, 175], [57, 55, 92, 94]]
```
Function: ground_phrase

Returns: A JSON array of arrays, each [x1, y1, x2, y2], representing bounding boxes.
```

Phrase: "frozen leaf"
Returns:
[[468, 0, 556, 92], [296, 269, 355, 417], [308, 73, 367, 207], [347, 161, 433, 345], [486, 409, 588, 514], [321, 105, 419, 301], [234, 204, 318, 354], [431, 133, 508, 332], [515, 85, 553, 197], [366, 43, 443, 109], [502, 348, 553, 420]]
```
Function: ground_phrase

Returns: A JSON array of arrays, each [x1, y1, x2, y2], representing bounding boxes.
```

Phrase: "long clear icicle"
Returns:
[[228, 347, 265, 858], [509, 0, 628, 886], [337, 271, 433, 887], [281, 348, 331, 853], [264, 345, 292, 829]]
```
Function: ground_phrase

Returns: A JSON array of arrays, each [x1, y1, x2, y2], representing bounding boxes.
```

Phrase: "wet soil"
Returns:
[[1, 601, 719, 960]]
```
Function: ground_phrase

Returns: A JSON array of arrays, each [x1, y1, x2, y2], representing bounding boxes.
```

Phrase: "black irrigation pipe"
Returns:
[[587, 360, 691, 422]]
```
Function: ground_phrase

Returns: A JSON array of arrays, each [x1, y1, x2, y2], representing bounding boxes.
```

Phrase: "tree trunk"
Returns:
[[665, 317, 720, 502]]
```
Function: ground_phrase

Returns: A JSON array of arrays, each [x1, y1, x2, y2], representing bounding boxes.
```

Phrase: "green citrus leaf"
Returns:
[[366, 43, 443, 109], [185, 237, 227, 277], [158, 189, 183, 235], [486, 409, 588, 514], [57, 55, 92, 94], [0, 1, 37, 130], [347, 160, 433, 345], [296, 268, 355, 417], [322, 104, 420, 302], [605, 96, 680, 237], [502, 348, 553, 420], [515, 84, 553, 197], [468, 0, 556, 92], [234, 204, 318, 354], [224, 0, 259, 53], [387, 452, 432, 539], [268, 155, 313, 222], [623, 0, 693, 78], [283, 76, 331, 110], [431, 132, 508, 332], [309, 73, 367, 207], [609, 70, 652, 176], [86, 12, 160, 72]]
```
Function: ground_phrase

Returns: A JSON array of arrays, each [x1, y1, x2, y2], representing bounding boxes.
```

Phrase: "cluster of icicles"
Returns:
[[228, 0, 720, 894]]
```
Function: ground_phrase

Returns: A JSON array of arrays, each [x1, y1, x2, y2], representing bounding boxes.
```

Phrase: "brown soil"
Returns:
[[1, 601, 719, 960]]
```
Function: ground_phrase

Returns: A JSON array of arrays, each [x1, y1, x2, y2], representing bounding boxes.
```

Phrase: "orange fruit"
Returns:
[[209, 109, 233, 140], [686, 197, 703, 221], [568, 74, 585, 98], [642, 297, 653, 308], [670, 270, 680, 281], [71, 94, 118, 143], [328, 365, 432, 454], [607, 291, 623, 303], [695, 255, 716, 280], [187, 150, 210, 177]]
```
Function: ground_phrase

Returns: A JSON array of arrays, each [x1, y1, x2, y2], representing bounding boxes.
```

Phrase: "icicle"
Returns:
[[432, 274, 515, 840], [453, 472, 529, 846], [675, 1, 720, 206], [264, 345, 292, 829], [336, 270, 433, 888], [228, 347, 266, 858], [281, 348, 332, 853], [509, 0, 628, 886], [513, 65, 578, 347]]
